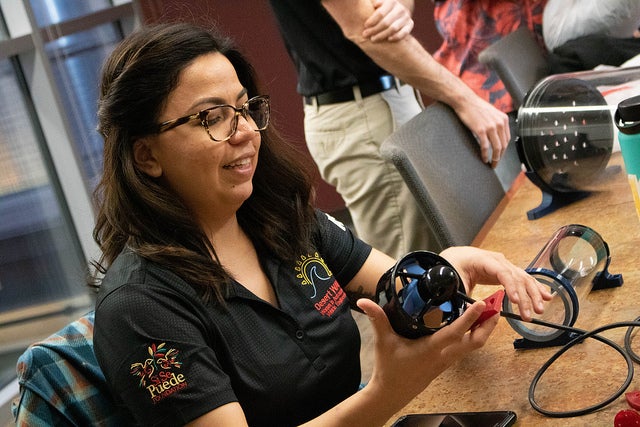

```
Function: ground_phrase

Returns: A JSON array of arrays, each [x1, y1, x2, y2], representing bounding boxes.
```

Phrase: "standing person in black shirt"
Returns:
[[268, 0, 511, 258], [91, 22, 549, 426]]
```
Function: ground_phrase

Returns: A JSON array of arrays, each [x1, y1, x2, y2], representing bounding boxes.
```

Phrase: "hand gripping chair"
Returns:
[[11, 311, 124, 426], [380, 102, 520, 249]]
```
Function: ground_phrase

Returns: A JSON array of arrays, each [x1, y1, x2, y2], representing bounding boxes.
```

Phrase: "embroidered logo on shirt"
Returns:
[[130, 343, 187, 404], [295, 252, 346, 316]]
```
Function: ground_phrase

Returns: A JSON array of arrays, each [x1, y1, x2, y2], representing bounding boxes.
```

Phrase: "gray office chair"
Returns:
[[380, 102, 520, 249], [478, 27, 550, 109]]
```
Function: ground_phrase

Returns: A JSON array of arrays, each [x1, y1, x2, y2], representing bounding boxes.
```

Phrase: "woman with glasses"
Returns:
[[91, 22, 549, 426]]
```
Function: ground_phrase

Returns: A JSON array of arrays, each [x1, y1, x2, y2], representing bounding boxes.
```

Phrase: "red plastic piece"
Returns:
[[471, 290, 505, 329], [615, 409, 640, 427], [627, 391, 640, 411]]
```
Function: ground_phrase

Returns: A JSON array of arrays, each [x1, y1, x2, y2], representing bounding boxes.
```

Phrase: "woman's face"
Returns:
[[136, 52, 261, 223]]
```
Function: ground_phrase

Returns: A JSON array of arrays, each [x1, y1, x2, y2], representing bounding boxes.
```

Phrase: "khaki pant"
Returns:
[[303, 84, 437, 258]]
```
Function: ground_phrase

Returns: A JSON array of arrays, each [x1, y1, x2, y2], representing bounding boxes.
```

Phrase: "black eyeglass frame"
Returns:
[[155, 95, 270, 142]]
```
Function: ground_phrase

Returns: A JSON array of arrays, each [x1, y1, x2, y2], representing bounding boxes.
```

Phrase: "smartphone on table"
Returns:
[[391, 410, 517, 427]]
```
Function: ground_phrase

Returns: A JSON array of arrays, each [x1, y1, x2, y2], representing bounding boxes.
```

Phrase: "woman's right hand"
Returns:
[[355, 297, 497, 410]]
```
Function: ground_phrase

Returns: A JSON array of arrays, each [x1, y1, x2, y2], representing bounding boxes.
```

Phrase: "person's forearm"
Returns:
[[323, 0, 474, 111], [323, 0, 511, 166], [366, 36, 475, 109]]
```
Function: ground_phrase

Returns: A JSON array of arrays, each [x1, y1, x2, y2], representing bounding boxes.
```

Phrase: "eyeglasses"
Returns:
[[156, 95, 270, 142]]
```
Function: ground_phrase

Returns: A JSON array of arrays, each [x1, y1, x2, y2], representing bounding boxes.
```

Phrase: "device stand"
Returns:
[[525, 171, 591, 220], [513, 266, 623, 349], [513, 331, 583, 350], [592, 265, 624, 290]]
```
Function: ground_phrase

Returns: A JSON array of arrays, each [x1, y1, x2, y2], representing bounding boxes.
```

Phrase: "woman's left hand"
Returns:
[[439, 246, 552, 321]]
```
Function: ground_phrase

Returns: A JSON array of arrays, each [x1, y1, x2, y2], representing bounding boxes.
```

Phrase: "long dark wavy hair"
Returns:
[[91, 22, 316, 304]]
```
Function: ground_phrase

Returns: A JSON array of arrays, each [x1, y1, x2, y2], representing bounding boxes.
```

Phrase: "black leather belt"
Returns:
[[304, 75, 401, 106]]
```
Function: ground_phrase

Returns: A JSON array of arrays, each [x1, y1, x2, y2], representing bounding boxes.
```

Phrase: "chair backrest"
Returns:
[[380, 102, 517, 249], [478, 27, 550, 109], [12, 311, 124, 426]]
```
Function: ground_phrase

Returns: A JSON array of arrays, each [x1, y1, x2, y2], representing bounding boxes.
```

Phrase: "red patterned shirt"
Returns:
[[433, 0, 547, 113]]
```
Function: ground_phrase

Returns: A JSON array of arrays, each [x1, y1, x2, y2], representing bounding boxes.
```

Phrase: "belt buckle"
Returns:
[[379, 75, 396, 91]]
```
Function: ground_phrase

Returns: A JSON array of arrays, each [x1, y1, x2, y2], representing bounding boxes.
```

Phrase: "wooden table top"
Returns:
[[388, 152, 640, 426]]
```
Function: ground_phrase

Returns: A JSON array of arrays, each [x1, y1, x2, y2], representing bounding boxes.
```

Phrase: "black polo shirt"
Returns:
[[268, 0, 389, 96], [94, 211, 372, 426]]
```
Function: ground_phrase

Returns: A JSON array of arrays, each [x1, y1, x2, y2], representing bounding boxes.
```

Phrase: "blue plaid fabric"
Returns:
[[11, 311, 125, 426]]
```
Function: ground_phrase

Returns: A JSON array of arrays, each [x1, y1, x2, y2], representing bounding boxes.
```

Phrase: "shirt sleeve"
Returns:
[[313, 209, 372, 287], [94, 273, 236, 427]]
